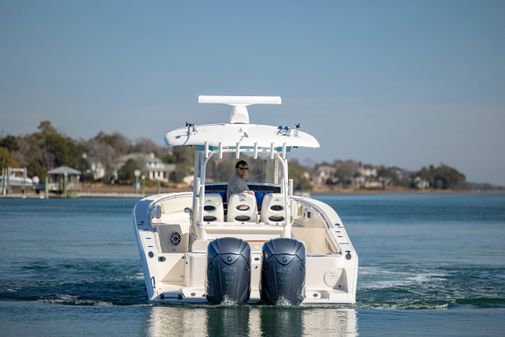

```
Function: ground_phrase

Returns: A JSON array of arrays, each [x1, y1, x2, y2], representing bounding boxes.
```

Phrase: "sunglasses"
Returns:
[[238, 167, 249, 171]]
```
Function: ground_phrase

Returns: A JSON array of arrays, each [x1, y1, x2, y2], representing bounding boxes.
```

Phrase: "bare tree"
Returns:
[[132, 138, 164, 157], [85, 138, 118, 181]]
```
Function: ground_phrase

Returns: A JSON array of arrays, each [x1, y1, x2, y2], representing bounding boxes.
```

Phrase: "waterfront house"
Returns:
[[114, 153, 176, 183], [145, 155, 176, 182], [313, 165, 337, 184], [358, 164, 377, 178], [412, 176, 430, 190]]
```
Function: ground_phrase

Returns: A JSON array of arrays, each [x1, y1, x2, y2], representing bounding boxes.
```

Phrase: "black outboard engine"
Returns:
[[206, 237, 251, 304], [260, 238, 306, 305]]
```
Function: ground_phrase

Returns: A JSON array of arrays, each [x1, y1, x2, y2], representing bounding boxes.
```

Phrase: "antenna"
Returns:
[[198, 95, 282, 124]]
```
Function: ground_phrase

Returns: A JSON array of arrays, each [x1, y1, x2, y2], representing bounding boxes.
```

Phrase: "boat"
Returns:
[[0, 175, 33, 187], [133, 96, 358, 304], [1, 168, 33, 195]]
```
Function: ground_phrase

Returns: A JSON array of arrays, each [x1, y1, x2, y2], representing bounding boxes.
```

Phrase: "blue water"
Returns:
[[1, 194, 505, 336]]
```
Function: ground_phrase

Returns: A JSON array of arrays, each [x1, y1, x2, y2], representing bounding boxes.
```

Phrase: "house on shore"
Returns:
[[114, 153, 175, 182], [313, 165, 337, 184], [145, 155, 176, 181], [412, 176, 430, 190]]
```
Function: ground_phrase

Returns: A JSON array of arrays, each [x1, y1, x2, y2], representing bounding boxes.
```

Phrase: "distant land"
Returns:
[[1, 121, 503, 195]]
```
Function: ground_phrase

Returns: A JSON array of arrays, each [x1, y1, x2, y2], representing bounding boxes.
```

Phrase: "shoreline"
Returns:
[[1, 187, 504, 199], [310, 188, 505, 195]]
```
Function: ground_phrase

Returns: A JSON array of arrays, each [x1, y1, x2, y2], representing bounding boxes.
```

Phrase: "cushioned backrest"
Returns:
[[260, 193, 286, 225], [203, 193, 224, 222], [227, 192, 258, 223]]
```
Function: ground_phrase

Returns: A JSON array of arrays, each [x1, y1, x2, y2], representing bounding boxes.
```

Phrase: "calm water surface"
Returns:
[[1, 194, 505, 336]]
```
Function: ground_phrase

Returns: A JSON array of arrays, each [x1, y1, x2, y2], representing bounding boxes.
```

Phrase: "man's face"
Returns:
[[236, 164, 249, 178]]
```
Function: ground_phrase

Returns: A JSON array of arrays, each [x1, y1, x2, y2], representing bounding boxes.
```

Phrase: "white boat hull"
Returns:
[[133, 192, 358, 305]]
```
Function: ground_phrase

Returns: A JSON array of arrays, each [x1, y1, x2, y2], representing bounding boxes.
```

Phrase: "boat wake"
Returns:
[[39, 294, 115, 307], [1, 259, 504, 309], [0, 259, 147, 306], [358, 263, 505, 309], [275, 296, 295, 306]]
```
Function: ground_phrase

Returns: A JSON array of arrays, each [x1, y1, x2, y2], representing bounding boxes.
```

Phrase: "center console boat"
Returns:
[[133, 96, 358, 304]]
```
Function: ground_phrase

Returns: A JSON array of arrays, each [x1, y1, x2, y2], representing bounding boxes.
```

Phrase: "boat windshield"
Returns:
[[205, 152, 280, 185]]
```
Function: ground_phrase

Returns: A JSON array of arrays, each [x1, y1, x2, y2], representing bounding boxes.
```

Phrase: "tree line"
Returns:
[[0, 120, 474, 190], [0, 120, 175, 182], [314, 160, 469, 190]]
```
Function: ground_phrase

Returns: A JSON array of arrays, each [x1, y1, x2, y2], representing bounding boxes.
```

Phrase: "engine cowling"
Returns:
[[206, 237, 251, 304], [260, 238, 306, 305]]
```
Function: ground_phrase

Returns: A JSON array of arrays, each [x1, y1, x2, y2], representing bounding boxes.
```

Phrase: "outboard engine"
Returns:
[[260, 238, 306, 305], [206, 237, 251, 304]]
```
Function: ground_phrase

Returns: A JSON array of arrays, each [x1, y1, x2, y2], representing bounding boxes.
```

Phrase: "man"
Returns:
[[227, 160, 254, 202]]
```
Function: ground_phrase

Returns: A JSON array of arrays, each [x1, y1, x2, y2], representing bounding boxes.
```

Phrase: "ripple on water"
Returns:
[[2, 259, 505, 310], [358, 263, 505, 309], [0, 259, 147, 306]]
